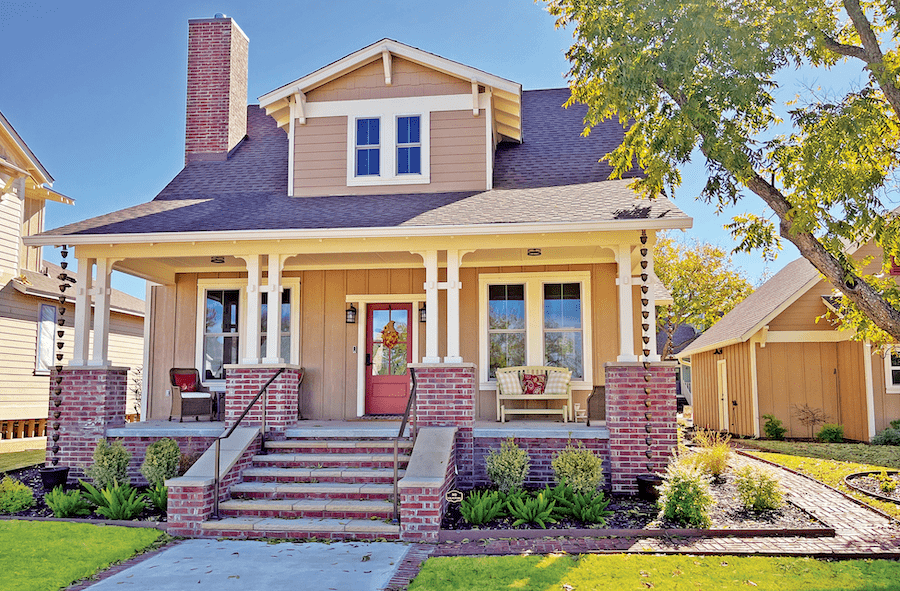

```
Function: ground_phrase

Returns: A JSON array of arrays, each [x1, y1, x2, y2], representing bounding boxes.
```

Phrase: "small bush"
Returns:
[[460, 490, 505, 525], [873, 428, 900, 446], [506, 490, 557, 529], [551, 442, 604, 495], [816, 424, 844, 443], [79, 480, 108, 509], [0, 476, 34, 514], [563, 490, 613, 525], [146, 483, 168, 513], [762, 414, 787, 440], [875, 471, 897, 494], [657, 460, 714, 528], [734, 465, 783, 511], [140, 438, 181, 486], [687, 430, 731, 480], [44, 486, 91, 518], [485, 438, 530, 494], [890, 419, 900, 431], [178, 451, 203, 476], [93, 483, 146, 520], [85, 439, 131, 489]]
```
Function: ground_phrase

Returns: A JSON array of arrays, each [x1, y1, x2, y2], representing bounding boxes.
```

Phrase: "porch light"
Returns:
[[527, 248, 541, 256], [210, 256, 225, 264], [419, 303, 427, 323], [346, 304, 357, 324]]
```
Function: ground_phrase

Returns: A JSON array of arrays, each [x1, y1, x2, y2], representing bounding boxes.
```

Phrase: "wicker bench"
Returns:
[[495, 366, 573, 422]]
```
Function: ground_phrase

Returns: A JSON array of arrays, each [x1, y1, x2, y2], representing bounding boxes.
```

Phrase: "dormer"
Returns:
[[259, 40, 522, 197]]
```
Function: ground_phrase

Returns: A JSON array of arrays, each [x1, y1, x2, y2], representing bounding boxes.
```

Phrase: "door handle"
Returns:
[[366, 353, 372, 366]]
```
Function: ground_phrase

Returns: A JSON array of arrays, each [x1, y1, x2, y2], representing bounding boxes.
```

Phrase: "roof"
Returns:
[[31, 89, 690, 245], [678, 257, 821, 357], [0, 109, 73, 205], [11, 261, 145, 316], [0, 109, 53, 185]]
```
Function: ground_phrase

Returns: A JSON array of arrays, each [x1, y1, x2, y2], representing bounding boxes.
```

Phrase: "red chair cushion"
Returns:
[[172, 372, 198, 392], [522, 373, 546, 395]]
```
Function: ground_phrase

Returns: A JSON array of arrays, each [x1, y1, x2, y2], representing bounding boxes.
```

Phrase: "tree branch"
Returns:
[[821, 34, 867, 61], [842, 0, 900, 117]]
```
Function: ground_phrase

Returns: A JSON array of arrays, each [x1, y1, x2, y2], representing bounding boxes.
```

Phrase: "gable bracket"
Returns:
[[291, 90, 307, 125], [382, 48, 392, 86], [471, 80, 479, 116]]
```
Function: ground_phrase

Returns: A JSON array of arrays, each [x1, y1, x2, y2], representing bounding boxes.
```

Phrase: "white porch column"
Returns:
[[89, 257, 112, 366], [444, 249, 463, 363], [645, 247, 661, 362], [71, 257, 93, 366], [263, 254, 285, 364], [240, 255, 262, 364], [422, 250, 440, 363], [616, 244, 638, 362]]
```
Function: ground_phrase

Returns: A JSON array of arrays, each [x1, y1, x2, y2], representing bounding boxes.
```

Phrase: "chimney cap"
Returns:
[[214, 12, 227, 18]]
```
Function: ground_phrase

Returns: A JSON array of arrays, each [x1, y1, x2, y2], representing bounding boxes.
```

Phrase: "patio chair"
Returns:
[[168, 368, 215, 422]]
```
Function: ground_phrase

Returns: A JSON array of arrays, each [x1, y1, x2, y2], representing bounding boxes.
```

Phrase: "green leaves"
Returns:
[[460, 490, 505, 525], [507, 491, 558, 529]]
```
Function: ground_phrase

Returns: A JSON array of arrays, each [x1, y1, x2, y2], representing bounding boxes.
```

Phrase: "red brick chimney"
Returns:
[[185, 14, 249, 164]]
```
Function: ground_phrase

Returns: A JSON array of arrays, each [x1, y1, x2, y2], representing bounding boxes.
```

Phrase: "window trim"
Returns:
[[35, 303, 57, 375], [884, 346, 900, 394], [346, 111, 430, 187], [354, 117, 381, 177], [478, 271, 593, 390]]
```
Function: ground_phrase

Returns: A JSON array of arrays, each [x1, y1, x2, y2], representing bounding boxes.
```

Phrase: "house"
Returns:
[[25, 16, 690, 540], [0, 110, 145, 452], [677, 242, 900, 442]]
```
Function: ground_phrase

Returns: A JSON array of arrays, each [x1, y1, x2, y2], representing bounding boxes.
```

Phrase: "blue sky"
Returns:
[[0, 0, 867, 298]]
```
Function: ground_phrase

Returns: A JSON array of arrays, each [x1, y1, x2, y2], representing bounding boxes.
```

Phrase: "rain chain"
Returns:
[[639, 231, 654, 472], [50, 245, 75, 465]]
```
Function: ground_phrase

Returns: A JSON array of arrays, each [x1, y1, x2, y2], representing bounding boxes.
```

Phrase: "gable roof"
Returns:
[[11, 261, 144, 316], [29, 89, 691, 246], [259, 39, 523, 141], [677, 257, 821, 357], [0, 109, 74, 205], [0, 109, 53, 185]]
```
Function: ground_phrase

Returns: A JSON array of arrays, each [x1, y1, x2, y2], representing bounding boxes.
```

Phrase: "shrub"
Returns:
[[0, 476, 34, 514], [565, 491, 613, 525], [551, 442, 604, 495], [873, 428, 900, 446], [891, 419, 900, 431], [762, 414, 787, 440], [687, 430, 731, 480], [178, 451, 203, 476], [85, 439, 131, 489], [485, 438, 530, 493], [140, 438, 181, 486], [875, 471, 897, 494], [460, 490, 505, 525], [734, 465, 783, 511], [816, 424, 844, 443], [44, 486, 92, 518], [145, 483, 168, 513], [657, 460, 714, 528], [506, 490, 557, 528], [79, 480, 108, 509], [93, 483, 146, 520]]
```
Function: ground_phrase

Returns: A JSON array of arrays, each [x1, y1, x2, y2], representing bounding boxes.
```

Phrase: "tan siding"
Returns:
[[591, 263, 618, 385], [294, 116, 348, 194], [691, 344, 753, 435], [148, 284, 176, 419], [323, 270, 347, 419], [306, 57, 471, 102], [767, 286, 832, 331], [836, 340, 868, 440], [300, 270, 326, 419], [872, 349, 900, 434], [0, 193, 22, 277], [20, 198, 43, 273], [430, 110, 486, 191]]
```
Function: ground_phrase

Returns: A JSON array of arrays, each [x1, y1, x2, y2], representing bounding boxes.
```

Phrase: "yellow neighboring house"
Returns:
[[0, 110, 144, 452]]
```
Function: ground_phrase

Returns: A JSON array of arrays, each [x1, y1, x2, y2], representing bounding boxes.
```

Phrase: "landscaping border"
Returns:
[[843, 470, 900, 505], [0, 515, 168, 530]]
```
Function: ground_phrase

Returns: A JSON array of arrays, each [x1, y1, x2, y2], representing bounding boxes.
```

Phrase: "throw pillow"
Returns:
[[173, 372, 198, 392], [544, 369, 572, 394], [496, 370, 523, 395], [522, 373, 547, 395]]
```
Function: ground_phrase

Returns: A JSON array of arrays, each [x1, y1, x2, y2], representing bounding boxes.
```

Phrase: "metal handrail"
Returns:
[[392, 367, 418, 523], [213, 367, 286, 519]]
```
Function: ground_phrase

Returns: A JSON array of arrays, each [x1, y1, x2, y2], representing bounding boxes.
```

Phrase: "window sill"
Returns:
[[347, 174, 429, 187]]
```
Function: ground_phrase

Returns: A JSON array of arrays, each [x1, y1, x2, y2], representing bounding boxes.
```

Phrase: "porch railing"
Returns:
[[392, 367, 418, 523], [212, 367, 285, 519]]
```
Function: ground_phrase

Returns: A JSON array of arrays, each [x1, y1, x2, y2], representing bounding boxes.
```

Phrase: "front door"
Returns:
[[365, 303, 413, 414]]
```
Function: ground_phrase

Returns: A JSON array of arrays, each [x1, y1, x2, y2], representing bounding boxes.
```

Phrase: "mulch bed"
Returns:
[[845, 471, 900, 504]]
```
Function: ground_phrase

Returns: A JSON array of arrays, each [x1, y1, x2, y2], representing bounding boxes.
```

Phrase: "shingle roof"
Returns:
[[678, 257, 821, 357], [38, 89, 688, 239], [12, 262, 144, 316]]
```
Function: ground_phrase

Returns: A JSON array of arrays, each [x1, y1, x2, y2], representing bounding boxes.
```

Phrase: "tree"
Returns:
[[544, 0, 900, 347], [655, 234, 753, 358]]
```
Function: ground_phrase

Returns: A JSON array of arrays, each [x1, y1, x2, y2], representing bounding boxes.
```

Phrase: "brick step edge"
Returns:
[[219, 509, 394, 519], [194, 529, 402, 541], [438, 525, 836, 543]]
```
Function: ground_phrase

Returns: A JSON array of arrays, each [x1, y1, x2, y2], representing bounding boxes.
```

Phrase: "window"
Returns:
[[36, 303, 57, 374], [479, 272, 593, 387], [203, 289, 240, 380], [397, 116, 420, 174], [261, 289, 291, 361], [355, 118, 380, 176], [886, 347, 900, 392]]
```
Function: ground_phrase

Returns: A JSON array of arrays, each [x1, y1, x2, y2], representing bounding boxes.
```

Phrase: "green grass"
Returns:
[[409, 554, 900, 591], [741, 440, 900, 470], [0, 449, 44, 473], [0, 521, 164, 591], [746, 450, 900, 520]]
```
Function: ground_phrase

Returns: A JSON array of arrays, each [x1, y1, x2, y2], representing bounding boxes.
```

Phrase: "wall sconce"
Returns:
[[346, 304, 357, 324], [419, 303, 427, 323], [527, 248, 542, 257]]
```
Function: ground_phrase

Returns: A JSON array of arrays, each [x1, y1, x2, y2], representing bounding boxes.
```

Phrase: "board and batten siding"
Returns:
[[691, 342, 755, 435]]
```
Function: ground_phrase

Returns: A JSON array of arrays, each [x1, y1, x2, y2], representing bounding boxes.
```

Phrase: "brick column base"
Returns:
[[47, 366, 128, 479], [606, 362, 677, 495], [410, 363, 475, 487], [224, 365, 301, 438], [399, 447, 456, 542]]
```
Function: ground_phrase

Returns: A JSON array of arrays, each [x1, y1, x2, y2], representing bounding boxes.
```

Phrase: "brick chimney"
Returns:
[[185, 15, 249, 164]]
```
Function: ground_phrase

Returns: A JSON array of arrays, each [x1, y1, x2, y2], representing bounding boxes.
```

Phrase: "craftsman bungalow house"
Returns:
[[26, 16, 690, 540]]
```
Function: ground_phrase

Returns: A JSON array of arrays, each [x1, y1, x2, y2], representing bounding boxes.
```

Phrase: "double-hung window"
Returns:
[[886, 347, 900, 393], [356, 118, 380, 176], [487, 285, 526, 378], [543, 283, 584, 379], [397, 116, 420, 175], [348, 111, 428, 185]]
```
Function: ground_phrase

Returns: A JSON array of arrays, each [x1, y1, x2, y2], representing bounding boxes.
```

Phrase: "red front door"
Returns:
[[365, 303, 413, 414]]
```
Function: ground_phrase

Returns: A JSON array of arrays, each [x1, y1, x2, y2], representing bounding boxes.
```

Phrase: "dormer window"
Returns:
[[355, 118, 380, 176], [397, 116, 420, 175], [346, 109, 429, 187]]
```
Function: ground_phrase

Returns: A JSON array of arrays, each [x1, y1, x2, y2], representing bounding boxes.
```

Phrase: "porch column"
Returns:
[[262, 254, 285, 364], [71, 257, 93, 366], [89, 257, 112, 366], [444, 249, 463, 363], [422, 250, 440, 363], [240, 255, 262, 364], [616, 244, 638, 362], [644, 247, 661, 362]]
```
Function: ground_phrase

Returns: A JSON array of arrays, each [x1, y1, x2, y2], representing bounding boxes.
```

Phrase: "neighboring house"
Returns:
[[25, 17, 691, 424], [678, 243, 900, 442], [0, 110, 144, 451]]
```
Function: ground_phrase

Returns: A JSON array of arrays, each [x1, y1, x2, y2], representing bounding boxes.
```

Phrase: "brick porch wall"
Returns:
[[224, 366, 301, 438], [399, 436, 457, 542], [606, 362, 677, 495], [472, 436, 610, 490]]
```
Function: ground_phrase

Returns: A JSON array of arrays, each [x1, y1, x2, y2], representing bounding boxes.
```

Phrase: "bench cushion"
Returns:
[[544, 369, 572, 394], [496, 370, 523, 395], [522, 373, 546, 395]]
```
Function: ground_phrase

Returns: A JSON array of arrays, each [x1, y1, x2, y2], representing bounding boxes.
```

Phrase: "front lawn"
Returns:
[[740, 440, 900, 470], [0, 521, 164, 591], [409, 554, 900, 591], [0, 449, 44, 473]]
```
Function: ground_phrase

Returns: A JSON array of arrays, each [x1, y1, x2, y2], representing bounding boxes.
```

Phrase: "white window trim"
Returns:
[[35, 303, 57, 375], [478, 271, 593, 390], [346, 111, 430, 187], [884, 346, 900, 394], [196, 278, 301, 388]]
